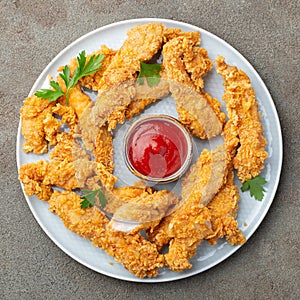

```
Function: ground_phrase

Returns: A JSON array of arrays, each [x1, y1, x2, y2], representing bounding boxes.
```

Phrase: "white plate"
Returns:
[[16, 18, 283, 282]]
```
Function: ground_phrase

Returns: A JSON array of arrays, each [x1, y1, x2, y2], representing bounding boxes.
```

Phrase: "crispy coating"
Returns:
[[125, 98, 158, 119], [43, 159, 80, 189], [206, 169, 246, 245], [216, 56, 268, 182], [20, 95, 78, 154], [78, 82, 136, 149], [162, 36, 225, 138], [98, 23, 166, 91], [176, 91, 226, 139], [50, 132, 89, 163], [19, 158, 90, 197], [92, 126, 117, 190], [48, 190, 164, 278], [20, 95, 55, 154], [82, 23, 166, 132], [94, 126, 114, 172], [164, 208, 211, 272], [148, 145, 228, 271], [67, 84, 92, 119], [124, 77, 170, 119], [163, 28, 200, 44], [51, 103, 78, 131], [183, 47, 213, 90], [109, 189, 179, 232], [18, 160, 53, 201]]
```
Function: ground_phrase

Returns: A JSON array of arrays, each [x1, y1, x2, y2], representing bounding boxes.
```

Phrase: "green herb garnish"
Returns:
[[241, 175, 267, 201], [35, 50, 104, 104], [137, 60, 162, 87], [80, 188, 107, 209]]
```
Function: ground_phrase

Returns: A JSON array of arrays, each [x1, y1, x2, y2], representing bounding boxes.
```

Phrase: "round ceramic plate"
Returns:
[[16, 18, 283, 282]]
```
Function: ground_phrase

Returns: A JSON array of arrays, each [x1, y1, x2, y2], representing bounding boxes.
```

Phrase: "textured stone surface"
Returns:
[[1, 0, 299, 299]]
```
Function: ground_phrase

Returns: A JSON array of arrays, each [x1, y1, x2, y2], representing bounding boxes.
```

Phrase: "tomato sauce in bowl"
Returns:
[[124, 115, 192, 183]]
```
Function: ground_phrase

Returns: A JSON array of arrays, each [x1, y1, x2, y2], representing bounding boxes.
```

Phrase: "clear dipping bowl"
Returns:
[[123, 115, 193, 183]]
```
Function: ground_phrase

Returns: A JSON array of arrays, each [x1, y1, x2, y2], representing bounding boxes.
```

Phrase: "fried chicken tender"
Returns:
[[18, 160, 53, 201], [216, 56, 268, 182], [148, 145, 228, 271], [183, 47, 213, 90], [80, 23, 166, 132], [164, 207, 211, 272], [176, 91, 226, 139], [78, 82, 136, 149], [97, 23, 165, 91], [20, 95, 56, 154], [48, 190, 164, 278], [109, 189, 179, 232], [19, 158, 96, 198], [50, 132, 89, 162], [206, 168, 246, 245], [162, 36, 225, 138], [20, 95, 78, 154]]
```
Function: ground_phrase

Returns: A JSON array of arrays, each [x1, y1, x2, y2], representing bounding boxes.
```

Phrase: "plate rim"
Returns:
[[16, 17, 283, 283]]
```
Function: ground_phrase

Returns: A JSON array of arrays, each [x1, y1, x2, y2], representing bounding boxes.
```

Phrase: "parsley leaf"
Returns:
[[34, 80, 64, 102], [80, 188, 107, 209], [35, 51, 104, 104], [241, 175, 267, 201], [137, 60, 162, 87]]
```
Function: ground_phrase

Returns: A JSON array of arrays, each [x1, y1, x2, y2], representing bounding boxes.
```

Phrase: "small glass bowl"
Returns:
[[123, 114, 193, 183]]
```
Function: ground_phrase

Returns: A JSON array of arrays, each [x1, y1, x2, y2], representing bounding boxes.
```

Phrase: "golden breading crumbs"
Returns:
[[20, 95, 55, 154], [216, 56, 268, 182], [162, 36, 225, 138], [98, 23, 166, 91], [206, 169, 246, 245], [48, 190, 164, 278], [19, 160, 53, 201]]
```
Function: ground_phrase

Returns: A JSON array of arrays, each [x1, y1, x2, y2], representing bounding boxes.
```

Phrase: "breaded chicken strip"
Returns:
[[19, 160, 79, 195], [148, 145, 228, 272], [20, 96, 78, 154], [93, 126, 117, 190], [109, 189, 179, 232], [216, 56, 268, 182], [83, 23, 166, 132], [164, 207, 211, 272], [94, 126, 114, 172], [20, 95, 56, 154], [162, 36, 225, 138], [48, 190, 164, 278], [18, 160, 53, 201], [98, 23, 166, 91], [206, 168, 246, 245], [19, 156, 100, 200]]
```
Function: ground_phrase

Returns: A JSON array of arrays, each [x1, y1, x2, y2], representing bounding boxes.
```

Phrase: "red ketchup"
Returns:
[[126, 117, 190, 179]]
